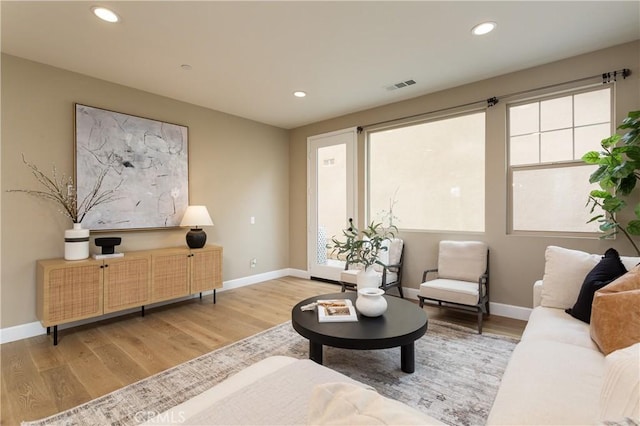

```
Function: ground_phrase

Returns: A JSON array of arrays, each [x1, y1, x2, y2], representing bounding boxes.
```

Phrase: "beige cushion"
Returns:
[[308, 382, 443, 425], [419, 279, 482, 306], [437, 240, 487, 282], [599, 343, 640, 421], [541, 246, 600, 309], [340, 269, 398, 286], [590, 266, 640, 355], [487, 340, 604, 425], [521, 306, 600, 352]]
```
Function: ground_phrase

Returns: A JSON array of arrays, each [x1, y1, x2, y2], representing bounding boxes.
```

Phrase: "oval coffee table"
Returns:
[[291, 292, 428, 373]]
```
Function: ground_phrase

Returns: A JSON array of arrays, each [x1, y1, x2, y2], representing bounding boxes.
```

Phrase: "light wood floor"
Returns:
[[0, 277, 527, 424]]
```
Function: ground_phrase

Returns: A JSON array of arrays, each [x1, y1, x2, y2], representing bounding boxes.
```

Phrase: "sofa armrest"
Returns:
[[533, 280, 543, 307]]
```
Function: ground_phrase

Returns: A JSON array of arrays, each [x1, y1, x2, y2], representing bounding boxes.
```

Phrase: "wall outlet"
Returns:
[[250, 258, 257, 268]]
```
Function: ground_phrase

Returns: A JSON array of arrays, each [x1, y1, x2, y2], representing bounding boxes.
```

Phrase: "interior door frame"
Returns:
[[307, 127, 358, 281]]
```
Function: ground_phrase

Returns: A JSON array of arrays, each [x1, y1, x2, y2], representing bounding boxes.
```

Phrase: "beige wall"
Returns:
[[290, 41, 640, 309], [1, 54, 290, 328]]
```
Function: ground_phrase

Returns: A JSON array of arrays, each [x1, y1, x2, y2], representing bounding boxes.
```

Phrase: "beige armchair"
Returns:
[[418, 240, 489, 333], [339, 238, 405, 298]]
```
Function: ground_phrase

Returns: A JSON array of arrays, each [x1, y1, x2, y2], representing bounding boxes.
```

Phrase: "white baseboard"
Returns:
[[0, 321, 46, 345], [0, 270, 530, 344], [488, 301, 532, 321]]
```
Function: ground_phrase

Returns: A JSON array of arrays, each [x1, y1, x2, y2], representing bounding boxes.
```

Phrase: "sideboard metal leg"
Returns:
[[141, 306, 145, 317], [47, 326, 51, 335], [213, 289, 216, 304], [53, 326, 58, 346], [199, 292, 202, 300]]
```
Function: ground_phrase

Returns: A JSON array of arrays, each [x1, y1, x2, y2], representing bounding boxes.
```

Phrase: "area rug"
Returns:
[[23, 320, 519, 426]]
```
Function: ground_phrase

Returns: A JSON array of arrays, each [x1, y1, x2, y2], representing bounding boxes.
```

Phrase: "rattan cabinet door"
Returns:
[[37, 259, 103, 327], [151, 249, 190, 303], [103, 254, 152, 313], [190, 246, 222, 293]]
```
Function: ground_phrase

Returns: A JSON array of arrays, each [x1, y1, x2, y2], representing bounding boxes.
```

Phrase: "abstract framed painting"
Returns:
[[74, 104, 189, 231]]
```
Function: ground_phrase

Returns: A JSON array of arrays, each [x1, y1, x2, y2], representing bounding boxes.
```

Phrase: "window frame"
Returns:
[[506, 84, 614, 237]]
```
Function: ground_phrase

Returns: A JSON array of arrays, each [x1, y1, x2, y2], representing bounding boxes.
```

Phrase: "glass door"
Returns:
[[307, 128, 357, 281]]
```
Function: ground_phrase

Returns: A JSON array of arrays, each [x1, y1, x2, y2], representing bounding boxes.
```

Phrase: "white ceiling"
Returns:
[[2, 1, 639, 129]]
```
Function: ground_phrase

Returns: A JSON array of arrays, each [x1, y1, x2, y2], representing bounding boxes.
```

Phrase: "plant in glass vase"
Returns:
[[330, 218, 397, 289], [8, 155, 121, 260]]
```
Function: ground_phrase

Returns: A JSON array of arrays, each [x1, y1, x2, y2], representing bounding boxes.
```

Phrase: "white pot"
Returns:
[[356, 288, 388, 317], [64, 223, 90, 260], [356, 265, 379, 291]]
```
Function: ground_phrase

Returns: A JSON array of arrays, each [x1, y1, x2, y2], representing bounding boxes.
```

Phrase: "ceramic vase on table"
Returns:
[[356, 265, 379, 290], [64, 222, 90, 260], [356, 287, 388, 317]]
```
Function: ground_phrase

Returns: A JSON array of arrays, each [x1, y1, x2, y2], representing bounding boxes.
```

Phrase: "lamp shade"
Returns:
[[180, 205, 214, 228]]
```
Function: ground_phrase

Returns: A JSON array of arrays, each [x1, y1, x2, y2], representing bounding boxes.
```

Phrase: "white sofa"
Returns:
[[488, 247, 640, 425]]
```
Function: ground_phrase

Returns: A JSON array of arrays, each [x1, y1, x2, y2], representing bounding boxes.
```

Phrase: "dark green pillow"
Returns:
[[565, 248, 627, 323]]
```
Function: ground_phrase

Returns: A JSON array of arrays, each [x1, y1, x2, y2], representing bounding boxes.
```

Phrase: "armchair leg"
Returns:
[[477, 309, 483, 334], [397, 285, 404, 298], [418, 297, 424, 308]]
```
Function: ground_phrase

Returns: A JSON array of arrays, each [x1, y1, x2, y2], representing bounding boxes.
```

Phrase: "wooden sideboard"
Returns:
[[36, 245, 222, 345]]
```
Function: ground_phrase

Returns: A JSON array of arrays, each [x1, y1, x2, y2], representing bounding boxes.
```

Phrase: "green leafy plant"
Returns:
[[583, 110, 640, 255], [329, 218, 397, 269]]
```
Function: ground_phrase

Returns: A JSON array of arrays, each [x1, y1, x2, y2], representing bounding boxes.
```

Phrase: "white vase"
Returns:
[[356, 265, 379, 291], [64, 223, 90, 260], [356, 288, 388, 317]]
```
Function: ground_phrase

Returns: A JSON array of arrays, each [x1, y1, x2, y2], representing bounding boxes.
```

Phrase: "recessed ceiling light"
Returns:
[[92, 6, 120, 23], [471, 21, 496, 36], [293, 91, 307, 98]]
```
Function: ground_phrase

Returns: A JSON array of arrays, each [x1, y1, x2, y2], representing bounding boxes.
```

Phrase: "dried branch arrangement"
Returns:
[[8, 155, 122, 224]]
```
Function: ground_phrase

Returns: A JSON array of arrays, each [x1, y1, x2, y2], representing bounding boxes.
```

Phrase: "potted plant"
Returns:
[[330, 218, 397, 288], [8, 155, 121, 260], [583, 110, 640, 256]]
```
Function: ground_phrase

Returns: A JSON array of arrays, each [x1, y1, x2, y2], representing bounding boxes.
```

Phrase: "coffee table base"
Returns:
[[309, 341, 416, 373]]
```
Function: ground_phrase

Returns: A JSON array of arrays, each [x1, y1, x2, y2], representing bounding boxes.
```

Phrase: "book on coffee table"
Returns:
[[317, 299, 358, 322]]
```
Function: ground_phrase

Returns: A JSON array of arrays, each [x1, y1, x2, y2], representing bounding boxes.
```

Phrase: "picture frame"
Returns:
[[74, 104, 189, 231]]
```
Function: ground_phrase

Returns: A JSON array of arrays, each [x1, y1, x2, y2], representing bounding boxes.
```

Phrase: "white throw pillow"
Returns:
[[308, 382, 443, 425], [541, 246, 600, 309], [599, 343, 640, 422]]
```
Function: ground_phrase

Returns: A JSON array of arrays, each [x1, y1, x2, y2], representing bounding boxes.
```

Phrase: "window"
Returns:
[[367, 111, 485, 232], [508, 87, 612, 233]]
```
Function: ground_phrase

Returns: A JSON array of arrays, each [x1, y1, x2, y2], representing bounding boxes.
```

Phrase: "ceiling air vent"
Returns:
[[386, 79, 417, 91]]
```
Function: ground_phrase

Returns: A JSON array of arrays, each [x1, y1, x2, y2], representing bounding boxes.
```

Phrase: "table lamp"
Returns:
[[180, 205, 214, 249]]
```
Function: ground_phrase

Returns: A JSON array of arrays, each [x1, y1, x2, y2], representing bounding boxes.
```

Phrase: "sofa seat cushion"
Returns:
[[340, 269, 397, 286], [487, 340, 604, 425], [521, 306, 601, 352], [419, 279, 482, 306]]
